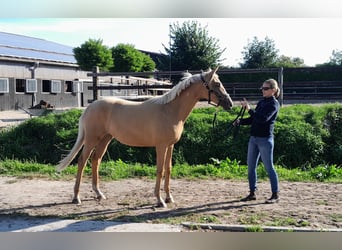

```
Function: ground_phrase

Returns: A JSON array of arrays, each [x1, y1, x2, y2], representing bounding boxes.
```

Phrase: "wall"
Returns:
[[0, 60, 90, 111]]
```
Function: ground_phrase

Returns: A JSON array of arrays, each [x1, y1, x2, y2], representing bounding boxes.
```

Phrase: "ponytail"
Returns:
[[274, 87, 280, 98]]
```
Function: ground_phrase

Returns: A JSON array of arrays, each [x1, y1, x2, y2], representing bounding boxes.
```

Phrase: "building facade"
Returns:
[[0, 32, 91, 111]]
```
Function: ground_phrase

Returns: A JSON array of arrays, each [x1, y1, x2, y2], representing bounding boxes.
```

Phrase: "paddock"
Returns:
[[0, 176, 340, 231]]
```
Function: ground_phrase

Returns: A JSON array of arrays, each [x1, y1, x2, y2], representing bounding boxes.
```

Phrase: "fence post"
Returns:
[[278, 67, 284, 106], [92, 66, 99, 101]]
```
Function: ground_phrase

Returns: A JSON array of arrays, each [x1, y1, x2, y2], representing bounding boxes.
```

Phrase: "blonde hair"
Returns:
[[264, 79, 280, 98]]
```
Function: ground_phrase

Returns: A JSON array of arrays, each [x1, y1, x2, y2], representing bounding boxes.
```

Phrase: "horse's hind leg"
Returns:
[[73, 145, 93, 204], [91, 134, 112, 201], [164, 145, 174, 204]]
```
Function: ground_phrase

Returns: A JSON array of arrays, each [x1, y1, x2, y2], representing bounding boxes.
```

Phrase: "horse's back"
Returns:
[[94, 97, 141, 106], [80, 98, 168, 146]]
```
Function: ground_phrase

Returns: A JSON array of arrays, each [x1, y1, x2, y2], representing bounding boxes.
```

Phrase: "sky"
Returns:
[[1, 18, 342, 67]]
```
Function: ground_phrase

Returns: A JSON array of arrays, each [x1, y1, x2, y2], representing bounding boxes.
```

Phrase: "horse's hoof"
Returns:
[[94, 190, 106, 201], [156, 201, 167, 208], [72, 198, 81, 204], [96, 194, 107, 201], [165, 197, 175, 204]]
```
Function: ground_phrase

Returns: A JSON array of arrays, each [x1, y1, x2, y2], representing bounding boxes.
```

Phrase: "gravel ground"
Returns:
[[0, 176, 341, 232]]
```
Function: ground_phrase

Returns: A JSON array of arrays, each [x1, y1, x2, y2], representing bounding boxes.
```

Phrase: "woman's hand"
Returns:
[[241, 98, 250, 111]]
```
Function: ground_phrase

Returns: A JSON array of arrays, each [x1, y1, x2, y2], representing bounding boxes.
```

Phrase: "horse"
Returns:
[[56, 67, 233, 208]]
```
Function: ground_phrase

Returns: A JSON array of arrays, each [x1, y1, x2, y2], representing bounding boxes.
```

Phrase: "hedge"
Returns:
[[0, 103, 341, 168]]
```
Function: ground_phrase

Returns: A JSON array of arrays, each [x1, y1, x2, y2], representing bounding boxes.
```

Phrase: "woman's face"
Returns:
[[261, 83, 276, 98]]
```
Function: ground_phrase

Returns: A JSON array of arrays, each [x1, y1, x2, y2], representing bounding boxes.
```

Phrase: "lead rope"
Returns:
[[226, 106, 246, 137], [212, 106, 219, 129], [232, 107, 246, 138], [211, 106, 246, 142]]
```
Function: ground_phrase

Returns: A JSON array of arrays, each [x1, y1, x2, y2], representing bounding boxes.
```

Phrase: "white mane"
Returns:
[[147, 73, 202, 105]]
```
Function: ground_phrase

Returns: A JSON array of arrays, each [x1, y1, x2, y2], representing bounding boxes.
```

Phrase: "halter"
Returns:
[[200, 73, 220, 107]]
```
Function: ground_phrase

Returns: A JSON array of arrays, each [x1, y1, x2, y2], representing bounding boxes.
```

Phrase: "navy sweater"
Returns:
[[240, 96, 280, 137]]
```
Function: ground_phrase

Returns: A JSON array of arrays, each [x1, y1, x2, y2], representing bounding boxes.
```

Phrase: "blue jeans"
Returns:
[[247, 136, 279, 193]]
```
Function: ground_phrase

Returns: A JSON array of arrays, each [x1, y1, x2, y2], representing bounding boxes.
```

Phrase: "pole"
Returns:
[[278, 67, 284, 106], [29, 62, 39, 107], [92, 66, 99, 101], [169, 23, 172, 81]]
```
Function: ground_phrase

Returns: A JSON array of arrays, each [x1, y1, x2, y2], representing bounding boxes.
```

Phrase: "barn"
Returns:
[[0, 32, 91, 111]]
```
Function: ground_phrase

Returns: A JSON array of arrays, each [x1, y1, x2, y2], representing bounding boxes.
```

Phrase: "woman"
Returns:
[[234, 79, 280, 204]]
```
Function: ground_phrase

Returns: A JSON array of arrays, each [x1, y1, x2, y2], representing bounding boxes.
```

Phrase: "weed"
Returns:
[[198, 215, 220, 224], [245, 226, 264, 232]]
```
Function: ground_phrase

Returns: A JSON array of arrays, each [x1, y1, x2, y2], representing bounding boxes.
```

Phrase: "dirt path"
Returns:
[[0, 176, 341, 231]]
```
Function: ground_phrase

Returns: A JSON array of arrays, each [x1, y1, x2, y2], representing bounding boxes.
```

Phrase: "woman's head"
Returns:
[[261, 79, 280, 98]]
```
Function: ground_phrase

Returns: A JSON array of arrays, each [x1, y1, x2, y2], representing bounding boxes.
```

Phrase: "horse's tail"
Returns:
[[56, 119, 85, 172]]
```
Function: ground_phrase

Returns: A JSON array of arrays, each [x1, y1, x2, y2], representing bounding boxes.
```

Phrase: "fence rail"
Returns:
[[87, 66, 342, 105], [224, 81, 342, 103]]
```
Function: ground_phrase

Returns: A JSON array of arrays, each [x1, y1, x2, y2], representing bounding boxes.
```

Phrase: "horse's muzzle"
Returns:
[[219, 95, 234, 110]]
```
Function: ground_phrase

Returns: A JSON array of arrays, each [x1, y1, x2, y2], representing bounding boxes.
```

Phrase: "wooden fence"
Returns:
[[87, 66, 342, 106]]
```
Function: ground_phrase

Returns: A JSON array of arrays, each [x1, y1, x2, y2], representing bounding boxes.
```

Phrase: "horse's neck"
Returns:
[[167, 82, 204, 122]]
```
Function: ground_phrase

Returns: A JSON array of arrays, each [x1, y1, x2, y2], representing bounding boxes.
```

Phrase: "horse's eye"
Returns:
[[213, 82, 220, 87]]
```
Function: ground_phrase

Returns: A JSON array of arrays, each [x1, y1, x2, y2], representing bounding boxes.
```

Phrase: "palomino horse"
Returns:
[[56, 67, 233, 207]]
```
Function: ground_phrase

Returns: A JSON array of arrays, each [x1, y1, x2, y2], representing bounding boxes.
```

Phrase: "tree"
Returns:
[[240, 36, 279, 68], [141, 53, 157, 71], [274, 55, 305, 68], [163, 21, 226, 71], [111, 44, 155, 72], [317, 49, 342, 67], [73, 39, 113, 71], [329, 50, 342, 66]]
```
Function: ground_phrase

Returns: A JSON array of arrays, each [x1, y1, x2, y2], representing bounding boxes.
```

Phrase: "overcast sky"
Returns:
[[1, 17, 341, 67]]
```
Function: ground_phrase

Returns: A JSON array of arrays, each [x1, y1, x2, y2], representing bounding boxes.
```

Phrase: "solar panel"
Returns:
[[0, 32, 76, 63]]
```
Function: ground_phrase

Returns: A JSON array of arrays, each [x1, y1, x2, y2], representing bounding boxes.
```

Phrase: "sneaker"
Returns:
[[265, 192, 279, 204], [240, 192, 256, 201]]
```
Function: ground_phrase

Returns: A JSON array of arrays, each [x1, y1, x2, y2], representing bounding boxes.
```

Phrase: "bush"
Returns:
[[323, 106, 342, 164], [0, 109, 82, 164], [0, 104, 341, 168], [274, 122, 324, 168], [174, 107, 250, 165]]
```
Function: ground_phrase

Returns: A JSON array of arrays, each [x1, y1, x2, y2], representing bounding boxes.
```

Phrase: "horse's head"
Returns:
[[201, 67, 233, 110]]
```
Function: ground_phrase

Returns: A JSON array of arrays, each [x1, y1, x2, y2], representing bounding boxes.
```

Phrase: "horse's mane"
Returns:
[[147, 72, 202, 105]]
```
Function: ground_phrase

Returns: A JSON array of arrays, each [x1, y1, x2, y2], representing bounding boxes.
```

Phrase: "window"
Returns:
[[0, 78, 9, 93], [15, 79, 25, 93], [42, 80, 51, 93], [65, 81, 73, 93], [26, 79, 37, 93], [51, 80, 61, 93], [72, 81, 83, 93]]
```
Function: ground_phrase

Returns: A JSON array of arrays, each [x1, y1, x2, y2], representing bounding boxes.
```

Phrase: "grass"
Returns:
[[238, 214, 263, 225], [330, 214, 342, 223], [198, 215, 220, 224], [267, 217, 310, 227], [0, 158, 341, 183]]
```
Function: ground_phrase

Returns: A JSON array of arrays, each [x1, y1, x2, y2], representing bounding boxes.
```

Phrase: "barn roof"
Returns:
[[0, 32, 77, 64]]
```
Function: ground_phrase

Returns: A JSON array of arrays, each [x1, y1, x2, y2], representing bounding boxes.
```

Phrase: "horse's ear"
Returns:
[[207, 66, 219, 82], [213, 66, 219, 74]]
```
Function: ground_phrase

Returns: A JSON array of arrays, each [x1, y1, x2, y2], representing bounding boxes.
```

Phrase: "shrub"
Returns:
[[0, 109, 82, 164], [323, 106, 342, 165], [0, 104, 341, 168], [274, 122, 324, 168]]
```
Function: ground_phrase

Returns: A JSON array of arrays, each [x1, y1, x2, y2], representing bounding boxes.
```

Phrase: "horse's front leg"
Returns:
[[91, 135, 112, 201], [155, 145, 167, 208], [164, 145, 174, 204]]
